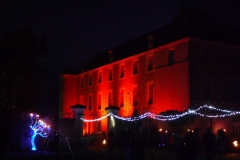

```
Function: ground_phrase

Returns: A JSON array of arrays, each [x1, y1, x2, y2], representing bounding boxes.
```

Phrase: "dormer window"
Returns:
[[147, 55, 153, 71], [108, 68, 113, 81], [120, 65, 124, 78]]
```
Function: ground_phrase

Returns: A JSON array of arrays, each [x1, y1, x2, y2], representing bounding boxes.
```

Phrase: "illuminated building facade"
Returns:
[[59, 8, 240, 136]]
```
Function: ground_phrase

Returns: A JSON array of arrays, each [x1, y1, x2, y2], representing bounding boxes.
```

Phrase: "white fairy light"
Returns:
[[79, 105, 240, 122]]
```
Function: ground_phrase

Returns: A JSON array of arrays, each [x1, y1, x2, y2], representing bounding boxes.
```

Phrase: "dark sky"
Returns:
[[0, 0, 239, 115]]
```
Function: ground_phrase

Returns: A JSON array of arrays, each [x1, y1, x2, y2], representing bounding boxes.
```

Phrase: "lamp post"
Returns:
[[71, 104, 86, 146], [105, 106, 120, 133]]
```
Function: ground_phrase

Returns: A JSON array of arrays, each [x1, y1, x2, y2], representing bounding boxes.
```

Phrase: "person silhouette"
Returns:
[[202, 127, 215, 160], [107, 130, 115, 157]]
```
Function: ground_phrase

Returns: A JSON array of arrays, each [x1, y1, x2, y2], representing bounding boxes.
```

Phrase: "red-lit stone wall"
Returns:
[[62, 74, 78, 118], [62, 38, 191, 133]]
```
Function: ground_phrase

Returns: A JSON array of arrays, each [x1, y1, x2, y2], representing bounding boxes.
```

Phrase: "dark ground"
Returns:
[[4, 146, 240, 160]]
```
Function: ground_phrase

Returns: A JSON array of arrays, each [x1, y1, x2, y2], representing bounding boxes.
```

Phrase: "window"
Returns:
[[108, 68, 113, 81], [204, 48, 209, 63], [120, 89, 124, 107], [98, 72, 102, 84], [120, 65, 124, 78], [168, 49, 175, 65], [148, 83, 153, 104], [89, 95, 92, 111], [89, 74, 93, 86], [108, 91, 113, 106], [96, 121, 101, 134], [80, 96, 84, 105], [147, 55, 153, 71], [204, 78, 210, 101], [80, 77, 84, 88], [133, 61, 138, 75], [98, 93, 101, 110], [133, 86, 138, 106]]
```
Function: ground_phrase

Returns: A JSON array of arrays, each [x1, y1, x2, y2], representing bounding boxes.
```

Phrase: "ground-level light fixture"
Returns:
[[103, 139, 106, 145], [233, 141, 238, 147]]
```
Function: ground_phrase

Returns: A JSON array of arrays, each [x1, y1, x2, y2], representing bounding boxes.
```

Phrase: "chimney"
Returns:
[[108, 50, 113, 62], [81, 61, 86, 72], [148, 35, 154, 49]]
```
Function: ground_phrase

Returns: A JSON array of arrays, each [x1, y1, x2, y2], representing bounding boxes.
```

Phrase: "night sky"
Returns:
[[0, 0, 239, 115]]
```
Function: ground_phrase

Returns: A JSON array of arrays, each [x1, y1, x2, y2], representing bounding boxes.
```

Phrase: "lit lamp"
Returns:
[[105, 106, 120, 133], [233, 141, 238, 147]]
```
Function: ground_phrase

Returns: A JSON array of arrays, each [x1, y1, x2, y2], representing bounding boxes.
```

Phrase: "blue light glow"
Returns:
[[29, 113, 51, 151]]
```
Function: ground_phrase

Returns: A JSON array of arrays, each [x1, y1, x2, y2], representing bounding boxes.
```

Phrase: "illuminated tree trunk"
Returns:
[[31, 132, 37, 151]]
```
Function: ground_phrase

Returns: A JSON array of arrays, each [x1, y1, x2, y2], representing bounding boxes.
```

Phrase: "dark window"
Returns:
[[133, 61, 138, 75], [147, 56, 153, 71], [168, 49, 175, 65], [120, 65, 124, 78]]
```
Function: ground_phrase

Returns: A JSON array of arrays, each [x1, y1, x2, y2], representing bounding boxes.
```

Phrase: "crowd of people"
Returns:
[[165, 127, 227, 160], [106, 127, 228, 160], [98, 127, 228, 160]]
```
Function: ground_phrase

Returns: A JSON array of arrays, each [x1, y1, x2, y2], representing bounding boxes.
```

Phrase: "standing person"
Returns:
[[202, 127, 216, 160], [190, 127, 201, 159], [173, 131, 182, 158], [107, 130, 115, 157], [216, 129, 226, 156]]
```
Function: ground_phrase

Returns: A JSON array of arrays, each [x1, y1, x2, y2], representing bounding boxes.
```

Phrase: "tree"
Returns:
[[0, 27, 48, 112], [0, 27, 48, 151], [29, 113, 51, 151]]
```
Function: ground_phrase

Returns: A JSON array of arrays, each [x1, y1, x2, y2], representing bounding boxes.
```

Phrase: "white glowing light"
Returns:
[[79, 105, 240, 122], [103, 139, 106, 145], [29, 113, 51, 151], [233, 141, 238, 147]]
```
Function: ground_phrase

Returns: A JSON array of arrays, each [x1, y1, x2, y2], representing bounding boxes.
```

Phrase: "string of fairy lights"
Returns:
[[81, 105, 240, 122]]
